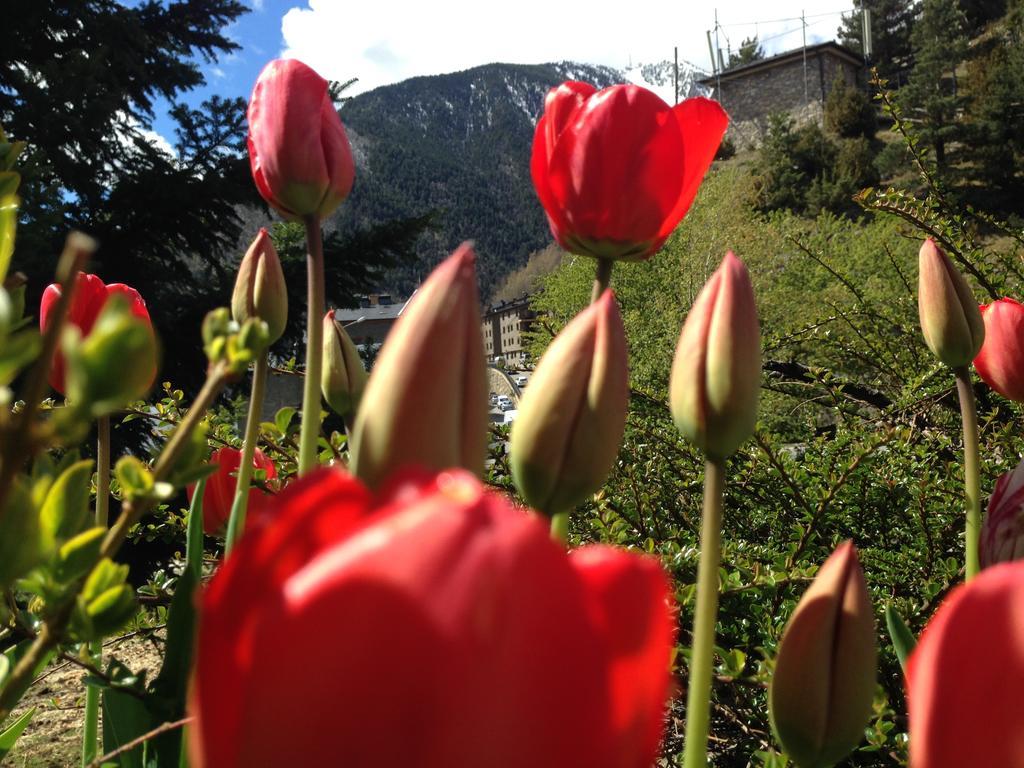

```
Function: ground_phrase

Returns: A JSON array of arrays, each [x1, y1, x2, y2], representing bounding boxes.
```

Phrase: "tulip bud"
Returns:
[[349, 243, 487, 489], [917, 238, 985, 368], [974, 297, 1024, 402], [980, 457, 1024, 567], [769, 541, 876, 768], [232, 228, 288, 344], [321, 310, 367, 419], [907, 561, 1024, 768], [71, 558, 136, 641], [669, 252, 760, 460], [510, 290, 628, 515], [247, 59, 355, 220], [64, 295, 158, 416]]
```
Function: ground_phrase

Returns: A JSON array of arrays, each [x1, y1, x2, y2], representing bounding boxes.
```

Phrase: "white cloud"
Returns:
[[280, 0, 857, 95]]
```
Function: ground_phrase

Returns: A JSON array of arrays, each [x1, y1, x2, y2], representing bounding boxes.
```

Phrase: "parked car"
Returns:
[[497, 396, 514, 411], [513, 374, 528, 387]]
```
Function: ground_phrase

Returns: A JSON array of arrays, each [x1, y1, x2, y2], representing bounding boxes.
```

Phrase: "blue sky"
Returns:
[[152, 0, 855, 148]]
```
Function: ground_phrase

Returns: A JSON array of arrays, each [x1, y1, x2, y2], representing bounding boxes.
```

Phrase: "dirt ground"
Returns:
[[6, 631, 164, 768]]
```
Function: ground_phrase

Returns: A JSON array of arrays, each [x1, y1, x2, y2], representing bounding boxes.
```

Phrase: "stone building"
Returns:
[[699, 41, 863, 146], [482, 296, 535, 368]]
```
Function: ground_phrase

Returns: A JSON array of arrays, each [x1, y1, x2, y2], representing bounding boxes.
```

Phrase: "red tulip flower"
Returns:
[[531, 82, 727, 262], [907, 560, 1024, 767], [974, 297, 1024, 402], [40, 272, 153, 396], [981, 458, 1024, 567], [188, 447, 277, 536], [191, 468, 674, 768], [247, 58, 355, 220]]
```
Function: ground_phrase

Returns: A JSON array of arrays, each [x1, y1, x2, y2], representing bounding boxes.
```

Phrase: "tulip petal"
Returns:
[[975, 298, 1024, 402], [510, 290, 629, 514], [572, 546, 674, 768], [769, 542, 876, 768], [548, 86, 682, 248], [670, 252, 759, 459], [350, 244, 487, 489], [40, 273, 151, 396], [193, 469, 630, 768], [658, 97, 729, 239], [193, 468, 372, 767], [543, 81, 597, 162], [908, 561, 1024, 768], [247, 59, 354, 219]]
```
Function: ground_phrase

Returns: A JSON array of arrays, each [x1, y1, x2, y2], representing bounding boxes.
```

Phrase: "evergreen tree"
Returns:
[[900, 0, 969, 172], [838, 0, 919, 80], [0, 0, 424, 391], [964, 0, 1024, 201], [729, 37, 765, 68], [824, 76, 877, 139], [960, 0, 1008, 32]]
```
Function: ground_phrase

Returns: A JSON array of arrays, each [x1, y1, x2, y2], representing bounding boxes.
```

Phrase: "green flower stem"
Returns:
[[682, 457, 725, 768], [186, 478, 206, 579], [81, 414, 110, 766], [225, 354, 269, 552], [590, 258, 614, 305], [955, 366, 982, 580], [549, 511, 570, 541], [549, 257, 615, 542], [297, 215, 326, 476], [95, 416, 110, 528]]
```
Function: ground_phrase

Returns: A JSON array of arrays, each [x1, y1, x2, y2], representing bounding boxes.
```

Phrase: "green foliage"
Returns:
[[0, 708, 35, 759], [824, 78, 877, 139], [963, 0, 1024, 200], [530, 155, 1024, 764], [729, 37, 765, 68], [900, 0, 969, 173], [837, 0, 917, 79], [336, 61, 620, 296], [753, 116, 879, 217]]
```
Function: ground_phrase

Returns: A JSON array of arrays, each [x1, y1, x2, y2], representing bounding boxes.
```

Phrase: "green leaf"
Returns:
[[115, 457, 154, 501], [54, 526, 106, 582], [0, 329, 40, 386], [39, 458, 94, 542], [102, 687, 152, 768], [0, 707, 36, 759], [275, 405, 297, 434], [151, 481, 204, 719], [885, 604, 917, 674], [0, 193, 17, 283]]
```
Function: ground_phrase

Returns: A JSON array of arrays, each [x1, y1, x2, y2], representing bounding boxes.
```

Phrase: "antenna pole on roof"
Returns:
[[674, 46, 679, 104], [801, 9, 808, 103], [714, 8, 722, 96], [862, 7, 874, 62]]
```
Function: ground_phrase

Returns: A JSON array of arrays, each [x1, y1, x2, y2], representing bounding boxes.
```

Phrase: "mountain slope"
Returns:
[[333, 59, 708, 297]]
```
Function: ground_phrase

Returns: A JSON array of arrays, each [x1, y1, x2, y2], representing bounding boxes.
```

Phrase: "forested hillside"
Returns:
[[334, 61, 655, 296]]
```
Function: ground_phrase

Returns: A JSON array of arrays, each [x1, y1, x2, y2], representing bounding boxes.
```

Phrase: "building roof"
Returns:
[[698, 41, 863, 86], [484, 294, 532, 317], [334, 300, 409, 324]]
